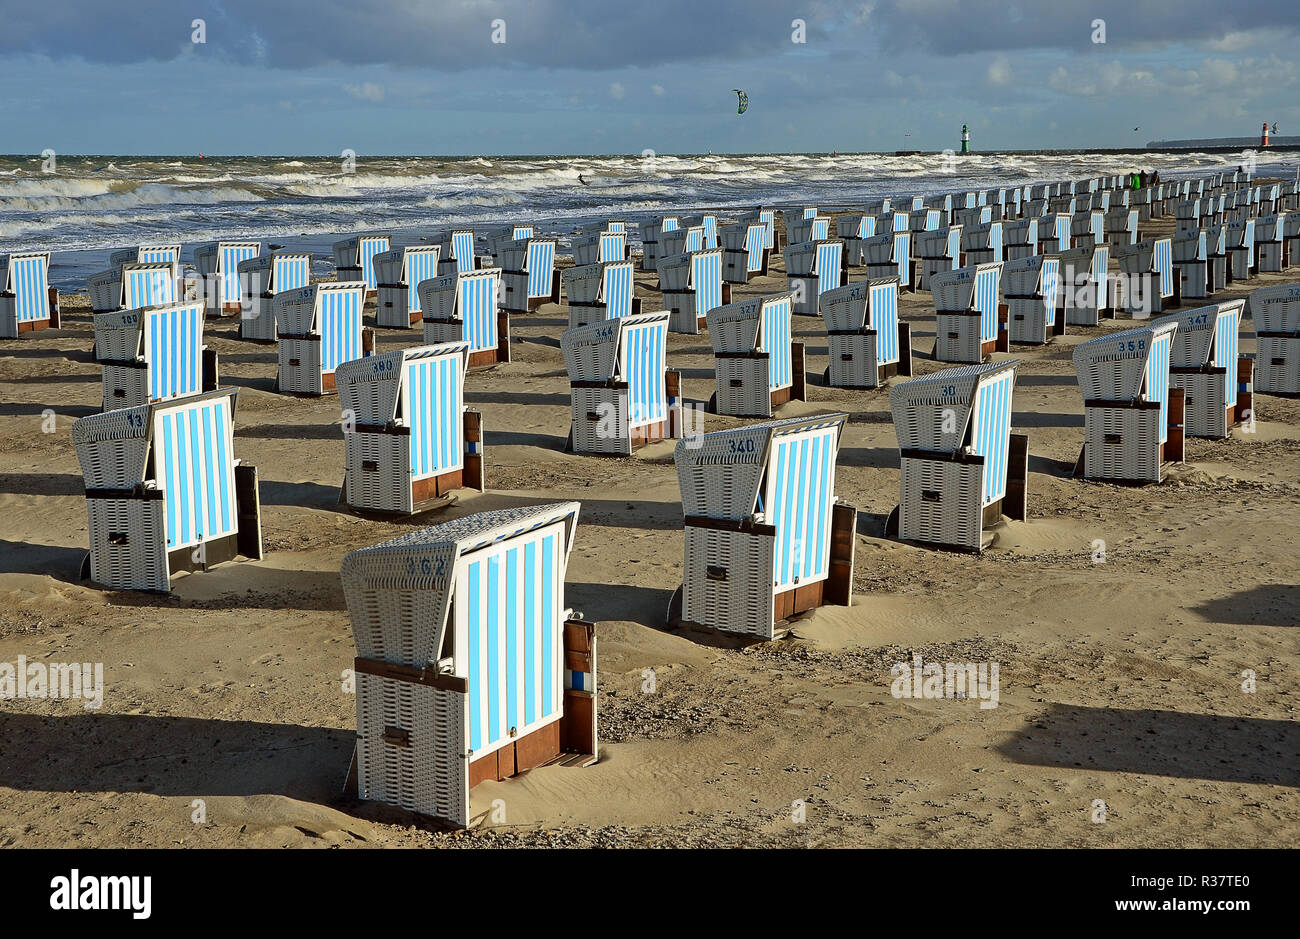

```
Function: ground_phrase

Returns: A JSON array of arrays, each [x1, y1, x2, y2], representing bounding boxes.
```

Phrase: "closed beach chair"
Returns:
[[1283, 215, 1300, 267], [432, 230, 476, 276], [931, 261, 1004, 363], [1112, 238, 1176, 315], [500, 238, 559, 313], [787, 215, 830, 247], [914, 225, 962, 290], [95, 299, 214, 411], [836, 214, 877, 267], [660, 248, 726, 334], [237, 252, 311, 341], [563, 310, 682, 455], [682, 214, 719, 249], [276, 281, 372, 395], [1105, 208, 1140, 248], [1253, 214, 1288, 273], [420, 268, 508, 368], [332, 234, 391, 292], [640, 216, 680, 272], [1152, 300, 1250, 438], [706, 291, 805, 417], [1003, 218, 1039, 261], [1003, 254, 1063, 344], [1057, 243, 1112, 326], [371, 245, 440, 329], [1072, 321, 1184, 483], [574, 230, 627, 266], [72, 387, 263, 593], [1250, 282, 1300, 395], [1072, 209, 1105, 247], [110, 243, 181, 270], [819, 276, 911, 388], [785, 239, 845, 316], [887, 361, 1027, 552], [195, 241, 260, 315], [1172, 230, 1210, 302], [87, 261, 178, 314], [342, 502, 596, 829], [671, 414, 856, 639], [962, 221, 1003, 265], [484, 224, 534, 260], [564, 260, 639, 329], [862, 230, 913, 288], [660, 225, 705, 259], [335, 342, 484, 515], [720, 220, 769, 283], [1038, 214, 1071, 254], [909, 209, 943, 233], [0, 251, 58, 338]]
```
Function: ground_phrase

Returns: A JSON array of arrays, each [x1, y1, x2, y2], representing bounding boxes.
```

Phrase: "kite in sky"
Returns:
[[732, 89, 748, 114]]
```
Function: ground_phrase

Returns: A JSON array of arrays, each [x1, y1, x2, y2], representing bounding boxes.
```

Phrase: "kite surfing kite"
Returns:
[[732, 89, 748, 114]]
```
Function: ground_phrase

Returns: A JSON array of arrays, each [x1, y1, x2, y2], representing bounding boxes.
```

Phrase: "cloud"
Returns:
[[986, 54, 1011, 86], [651, 83, 665, 96], [344, 82, 385, 102], [609, 82, 625, 100]]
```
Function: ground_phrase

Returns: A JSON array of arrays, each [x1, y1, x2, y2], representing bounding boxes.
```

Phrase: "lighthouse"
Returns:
[[1262, 122, 1271, 148], [961, 123, 971, 154]]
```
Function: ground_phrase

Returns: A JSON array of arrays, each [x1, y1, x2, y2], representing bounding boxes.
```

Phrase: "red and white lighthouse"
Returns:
[[1262, 122, 1271, 147]]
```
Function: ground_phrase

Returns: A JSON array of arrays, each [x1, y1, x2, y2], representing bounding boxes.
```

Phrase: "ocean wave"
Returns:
[[0, 182, 263, 212]]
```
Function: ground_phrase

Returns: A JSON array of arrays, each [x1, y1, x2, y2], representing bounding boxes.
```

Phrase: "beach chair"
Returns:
[[962, 221, 1003, 265], [1072, 321, 1183, 483], [109, 243, 181, 270], [1172, 230, 1210, 302], [578, 220, 626, 239], [914, 226, 963, 290], [720, 221, 769, 284], [341, 502, 595, 829], [670, 414, 856, 639], [370, 245, 441, 329], [276, 282, 372, 395], [194, 242, 260, 315], [706, 292, 805, 417], [564, 260, 639, 329], [862, 230, 914, 289], [887, 361, 1026, 552], [955, 205, 993, 228], [682, 214, 719, 249], [431, 230, 476, 276], [1058, 243, 1112, 326], [574, 231, 627, 267], [1283, 215, 1300, 267], [72, 388, 263, 593], [335, 342, 484, 515], [820, 276, 911, 388], [787, 215, 830, 247], [563, 310, 683, 455], [1250, 282, 1300, 395], [1254, 214, 1288, 273], [420, 268, 507, 368], [785, 240, 846, 316], [332, 234, 391, 293], [95, 300, 215, 411], [237, 252, 311, 341], [1152, 300, 1250, 439], [1072, 209, 1105, 247], [1112, 238, 1177, 316], [660, 248, 726, 334], [931, 262, 1005, 364], [500, 238, 559, 314], [1003, 254, 1064, 344], [1204, 224, 1230, 292], [640, 216, 680, 272], [836, 214, 877, 267], [484, 224, 535, 261], [1039, 214, 1072, 254], [1224, 218, 1258, 282], [0, 252, 58, 338], [1104, 208, 1140, 249], [87, 261, 178, 314], [1003, 218, 1039, 261], [909, 209, 943, 233]]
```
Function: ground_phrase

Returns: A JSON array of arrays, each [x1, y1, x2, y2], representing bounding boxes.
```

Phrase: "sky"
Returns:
[[0, 0, 1297, 155]]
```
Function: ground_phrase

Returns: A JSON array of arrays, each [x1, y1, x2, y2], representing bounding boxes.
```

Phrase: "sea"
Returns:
[[1, 150, 1295, 290]]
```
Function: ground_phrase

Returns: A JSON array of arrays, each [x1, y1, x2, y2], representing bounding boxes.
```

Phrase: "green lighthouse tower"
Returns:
[[960, 123, 970, 154]]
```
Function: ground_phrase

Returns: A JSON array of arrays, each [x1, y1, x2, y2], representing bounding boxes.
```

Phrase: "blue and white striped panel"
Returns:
[[858, 216, 877, 239], [662, 217, 679, 233], [803, 208, 818, 220], [1154, 240, 1173, 297], [692, 252, 723, 315], [527, 241, 556, 298], [975, 267, 1000, 341], [759, 210, 775, 249], [894, 233, 911, 283], [701, 216, 717, 248], [452, 232, 475, 274], [606, 222, 624, 234], [1055, 216, 1071, 245], [144, 303, 204, 402], [1244, 220, 1256, 253], [7, 255, 49, 322], [139, 246, 179, 266], [404, 249, 442, 310], [989, 224, 1003, 262], [1092, 247, 1110, 307], [155, 397, 237, 551], [768, 425, 837, 590], [745, 225, 765, 272], [514, 225, 535, 239], [761, 297, 793, 390], [1041, 258, 1060, 326], [319, 287, 363, 373], [622, 317, 668, 427], [406, 354, 464, 479], [600, 232, 626, 262], [812, 218, 831, 240], [603, 264, 634, 319], [464, 524, 564, 756], [220, 245, 259, 304], [815, 242, 841, 297], [870, 282, 899, 366], [926, 210, 941, 231], [359, 236, 389, 289], [125, 267, 176, 310], [1147, 332, 1172, 444], [683, 229, 703, 254], [274, 256, 310, 293], [1213, 307, 1239, 372], [971, 369, 1014, 505], [459, 272, 500, 352], [946, 229, 961, 265]]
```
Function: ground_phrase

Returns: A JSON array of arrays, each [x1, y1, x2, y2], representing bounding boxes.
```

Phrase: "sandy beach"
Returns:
[[1, 207, 1297, 849]]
